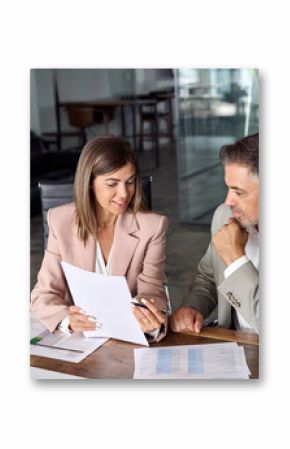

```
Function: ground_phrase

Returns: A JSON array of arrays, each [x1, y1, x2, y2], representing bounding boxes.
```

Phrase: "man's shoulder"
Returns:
[[211, 203, 232, 234]]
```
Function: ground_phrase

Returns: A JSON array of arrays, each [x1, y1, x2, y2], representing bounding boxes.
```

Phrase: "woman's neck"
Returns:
[[97, 210, 118, 231]]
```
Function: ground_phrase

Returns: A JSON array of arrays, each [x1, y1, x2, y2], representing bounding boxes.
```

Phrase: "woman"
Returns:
[[31, 135, 168, 342]]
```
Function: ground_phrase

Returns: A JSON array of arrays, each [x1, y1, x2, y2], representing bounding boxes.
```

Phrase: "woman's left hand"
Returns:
[[132, 298, 167, 333]]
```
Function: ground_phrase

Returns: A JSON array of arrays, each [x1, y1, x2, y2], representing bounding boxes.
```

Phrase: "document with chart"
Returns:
[[133, 342, 251, 379], [30, 315, 108, 363]]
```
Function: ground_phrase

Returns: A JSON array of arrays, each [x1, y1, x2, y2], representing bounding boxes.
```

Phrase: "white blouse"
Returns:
[[95, 240, 114, 275]]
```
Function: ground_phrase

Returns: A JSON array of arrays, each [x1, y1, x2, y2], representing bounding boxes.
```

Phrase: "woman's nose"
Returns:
[[117, 183, 128, 198]]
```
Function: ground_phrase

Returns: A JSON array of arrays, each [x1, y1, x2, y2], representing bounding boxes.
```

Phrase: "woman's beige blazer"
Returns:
[[31, 203, 168, 339]]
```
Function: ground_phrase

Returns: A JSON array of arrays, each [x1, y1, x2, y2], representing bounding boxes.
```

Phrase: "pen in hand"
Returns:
[[131, 299, 167, 315]]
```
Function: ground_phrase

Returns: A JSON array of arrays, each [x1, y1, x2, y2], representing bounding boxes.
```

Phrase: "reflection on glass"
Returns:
[[174, 68, 259, 224]]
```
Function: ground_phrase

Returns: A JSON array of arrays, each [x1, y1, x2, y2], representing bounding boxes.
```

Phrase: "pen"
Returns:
[[131, 301, 167, 315], [30, 341, 84, 354]]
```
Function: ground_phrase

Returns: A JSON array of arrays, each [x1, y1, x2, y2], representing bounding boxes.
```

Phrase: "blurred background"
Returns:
[[30, 68, 259, 311]]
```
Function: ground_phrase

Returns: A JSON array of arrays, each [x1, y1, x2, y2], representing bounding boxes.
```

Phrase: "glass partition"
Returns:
[[174, 68, 259, 224]]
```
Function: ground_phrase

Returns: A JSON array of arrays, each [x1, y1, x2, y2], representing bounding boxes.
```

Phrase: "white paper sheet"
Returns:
[[30, 367, 85, 379], [30, 315, 108, 363], [61, 261, 148, 346], [133, 343, 251, 379]]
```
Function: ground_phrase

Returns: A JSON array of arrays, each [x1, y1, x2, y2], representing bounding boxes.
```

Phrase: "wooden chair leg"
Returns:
[[139, 116, 144, 151], [103, 112, 110, 133], [150, 119, 155, 148], [81, 128, 86, 145], [165, 115, 170, 139]]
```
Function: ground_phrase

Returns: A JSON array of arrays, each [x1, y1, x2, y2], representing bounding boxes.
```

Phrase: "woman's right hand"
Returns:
[[68, 306, 102, 333]]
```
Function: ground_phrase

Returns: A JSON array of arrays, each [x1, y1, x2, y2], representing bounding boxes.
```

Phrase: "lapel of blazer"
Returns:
[[74, 231, 96, 272], [110, 212, 140, 276]]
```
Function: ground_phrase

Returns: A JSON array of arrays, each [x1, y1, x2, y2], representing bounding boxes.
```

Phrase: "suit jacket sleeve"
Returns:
[[183, 242, 218, 319], [30, 209, 71, 332], [218, 261, 259, 332], [183, 203, 259, 331], [136, 215, 169, 342]]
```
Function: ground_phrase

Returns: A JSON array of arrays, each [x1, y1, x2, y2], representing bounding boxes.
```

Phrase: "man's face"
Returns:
[[224, 163, 259, 227]]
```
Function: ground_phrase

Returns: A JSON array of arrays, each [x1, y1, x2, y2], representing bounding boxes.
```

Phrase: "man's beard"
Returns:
[[231, 208, 258, 229]]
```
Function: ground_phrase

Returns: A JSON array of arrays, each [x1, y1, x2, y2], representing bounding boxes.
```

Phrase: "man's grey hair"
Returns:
[[219, 133, 259, 176]]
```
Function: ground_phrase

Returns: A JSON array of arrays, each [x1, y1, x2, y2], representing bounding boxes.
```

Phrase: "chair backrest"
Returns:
[[66, 106, 96, 128], [39, 176, 152, 250], [39, 181, 74, 249]]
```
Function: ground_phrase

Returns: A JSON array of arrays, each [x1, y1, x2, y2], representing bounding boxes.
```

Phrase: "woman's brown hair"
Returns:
[[74, 135, 146, 243]]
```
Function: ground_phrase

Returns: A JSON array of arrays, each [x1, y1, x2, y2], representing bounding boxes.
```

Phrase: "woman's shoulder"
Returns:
[[48, 202, 76, 229], [133, 210, 168, 232], [135, 209, 167, 221]]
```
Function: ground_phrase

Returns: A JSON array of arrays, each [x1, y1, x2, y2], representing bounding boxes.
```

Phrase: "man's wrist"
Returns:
[[223, 251, 245, 266], [224, 255, 249, 279]]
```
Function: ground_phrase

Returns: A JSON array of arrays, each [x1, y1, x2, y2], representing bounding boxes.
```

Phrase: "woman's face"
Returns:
[[92, 162, 136, 219]]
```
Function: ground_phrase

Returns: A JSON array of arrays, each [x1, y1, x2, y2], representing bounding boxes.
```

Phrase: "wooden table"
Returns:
[[30, 327, 259, 379]]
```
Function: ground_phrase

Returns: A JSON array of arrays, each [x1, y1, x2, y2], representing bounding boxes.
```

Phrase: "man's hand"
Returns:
[[212, 218, 248, 266], [170, 307, 204, 333]]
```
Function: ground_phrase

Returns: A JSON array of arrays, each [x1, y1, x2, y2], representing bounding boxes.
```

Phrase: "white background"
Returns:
[[1, 1, 289, 448]]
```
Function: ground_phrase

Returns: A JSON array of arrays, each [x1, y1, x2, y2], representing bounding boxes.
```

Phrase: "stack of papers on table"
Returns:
[[61, 261, 148, 346], [133, 342, 251, 379], [30, 316, 108, 363]]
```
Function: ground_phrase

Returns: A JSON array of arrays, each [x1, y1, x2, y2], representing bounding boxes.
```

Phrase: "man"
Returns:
[[170, 133, 259, 334]]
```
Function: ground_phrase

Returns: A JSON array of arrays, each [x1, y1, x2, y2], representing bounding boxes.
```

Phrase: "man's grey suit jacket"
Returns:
[[184, 203, 259, 332]]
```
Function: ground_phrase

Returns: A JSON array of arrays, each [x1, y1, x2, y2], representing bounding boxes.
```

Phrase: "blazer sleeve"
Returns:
[[136, 215, 169, 342], [30, 209, 71, 332], [183, 242, 218, 319], [182, 204, 229, 320], [218, 261, 259, 332]]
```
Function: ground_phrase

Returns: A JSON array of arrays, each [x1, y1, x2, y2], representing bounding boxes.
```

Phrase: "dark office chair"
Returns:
[[39, 176, 152, 250]]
